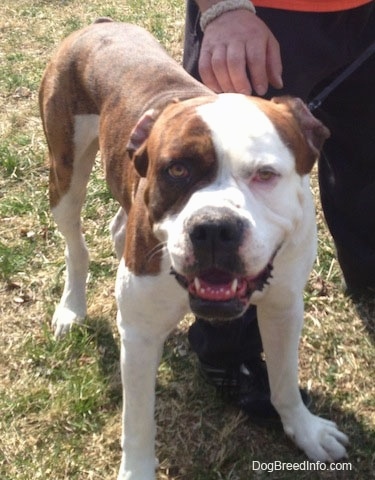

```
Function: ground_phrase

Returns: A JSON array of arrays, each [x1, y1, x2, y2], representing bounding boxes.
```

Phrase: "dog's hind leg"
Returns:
[[47, 113, 100, 337]]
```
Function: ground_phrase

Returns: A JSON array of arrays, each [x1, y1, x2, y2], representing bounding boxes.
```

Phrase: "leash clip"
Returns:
[[307, 99, 322, 112]]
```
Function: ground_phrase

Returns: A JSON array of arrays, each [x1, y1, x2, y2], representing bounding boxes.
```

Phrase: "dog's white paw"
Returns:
[[52, 306, 85, 338], [117, 460, 156, 480], [283, 408, 349, 462]]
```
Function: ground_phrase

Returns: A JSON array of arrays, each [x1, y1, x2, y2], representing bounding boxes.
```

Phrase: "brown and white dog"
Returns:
[[39, 19, 348, 479]]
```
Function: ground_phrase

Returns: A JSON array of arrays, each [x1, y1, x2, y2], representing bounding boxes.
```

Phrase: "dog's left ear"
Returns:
[[127, 109, 159, 177], [271, 96, 330, 174]]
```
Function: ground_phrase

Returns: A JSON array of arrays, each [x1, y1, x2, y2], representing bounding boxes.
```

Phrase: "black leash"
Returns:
[[308, 41, 375, 112]]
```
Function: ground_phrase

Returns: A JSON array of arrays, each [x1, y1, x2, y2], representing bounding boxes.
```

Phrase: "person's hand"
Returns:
[[199, 9, 283, 95]]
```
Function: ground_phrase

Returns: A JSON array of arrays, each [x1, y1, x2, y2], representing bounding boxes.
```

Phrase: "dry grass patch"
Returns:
[[1, 1, 374, 479]]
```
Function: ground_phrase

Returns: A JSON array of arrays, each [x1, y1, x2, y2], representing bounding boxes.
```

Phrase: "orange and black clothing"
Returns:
[[253, 0, 370, 12]]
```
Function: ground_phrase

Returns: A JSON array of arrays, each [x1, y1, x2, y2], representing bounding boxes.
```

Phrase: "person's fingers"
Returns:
[[245, 38, 268, 96], [226, 42, 252, 94], [198, 10, 283, 95], [199, 47, 223, 92], [211, 44, 236, 92], [266, 35, 283, 89]]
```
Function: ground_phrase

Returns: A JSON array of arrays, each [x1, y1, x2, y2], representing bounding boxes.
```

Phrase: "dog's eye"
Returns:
[[253, 168, 278, 183], [166, 162, 190, 180]]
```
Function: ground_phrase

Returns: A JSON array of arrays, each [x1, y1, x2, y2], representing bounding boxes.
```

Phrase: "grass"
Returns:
[[0, 1, 374, 479]]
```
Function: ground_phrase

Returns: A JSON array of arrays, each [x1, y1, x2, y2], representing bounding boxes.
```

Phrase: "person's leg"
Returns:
[[317, 53, 375, 294], [188, 307, 261, 368], [189, 307, 286, 418], [183, 0, 202, 81]]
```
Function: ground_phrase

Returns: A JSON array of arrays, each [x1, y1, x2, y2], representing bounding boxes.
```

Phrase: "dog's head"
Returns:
[[127, 94, 329, 320]]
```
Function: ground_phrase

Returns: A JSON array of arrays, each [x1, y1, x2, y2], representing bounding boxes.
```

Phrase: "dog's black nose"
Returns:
[[188, 207, 244, 252]]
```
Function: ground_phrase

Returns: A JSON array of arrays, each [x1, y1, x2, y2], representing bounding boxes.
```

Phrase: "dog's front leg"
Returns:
[[115, 260, 188, 480], [257, 295, 349, 462], [117, 314, 164, 479]]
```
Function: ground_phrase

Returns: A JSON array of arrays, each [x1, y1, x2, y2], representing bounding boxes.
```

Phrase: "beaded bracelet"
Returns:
[[200, 0, 256, 32]]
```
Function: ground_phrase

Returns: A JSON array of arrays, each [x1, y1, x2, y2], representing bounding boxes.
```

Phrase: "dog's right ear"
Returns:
[[127, 109, 159, 177]]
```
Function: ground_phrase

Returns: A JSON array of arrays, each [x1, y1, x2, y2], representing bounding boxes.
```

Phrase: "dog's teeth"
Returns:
[[231, 278, 238, 293], [194, 277, 201, 292]]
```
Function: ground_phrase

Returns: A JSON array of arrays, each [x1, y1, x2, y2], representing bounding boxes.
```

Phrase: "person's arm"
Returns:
[[195, 0, 283, 95]]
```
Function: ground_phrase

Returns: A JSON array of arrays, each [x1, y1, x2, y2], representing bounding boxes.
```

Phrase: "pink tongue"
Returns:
[[188, 274, 248, 301], [194, 278, 236, 301]]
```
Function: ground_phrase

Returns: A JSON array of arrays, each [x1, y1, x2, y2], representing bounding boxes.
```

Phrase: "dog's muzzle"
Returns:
[[170, 207, 275, 320]]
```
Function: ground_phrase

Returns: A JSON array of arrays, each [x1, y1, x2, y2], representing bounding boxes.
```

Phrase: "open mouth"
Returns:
[[188, 270, 249, 302], [187, 265, 273, 302], [171, 262, 274, 320]]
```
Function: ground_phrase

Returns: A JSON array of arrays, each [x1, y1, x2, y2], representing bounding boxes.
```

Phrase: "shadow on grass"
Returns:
[[154, 331, 374, 479], [304, 393, 375, 477], [351, 293, 375, 343], [84, 316, 122, 405], [57, 319, 373, 478], [156, 380, 374, 478]]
